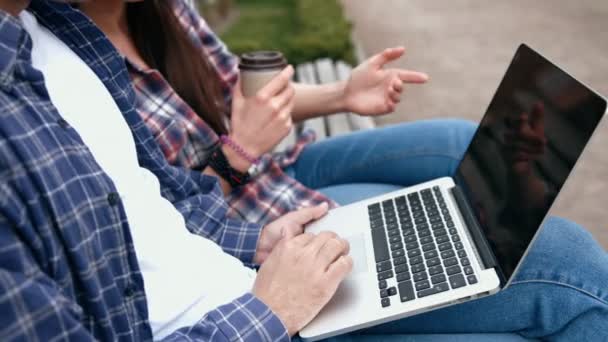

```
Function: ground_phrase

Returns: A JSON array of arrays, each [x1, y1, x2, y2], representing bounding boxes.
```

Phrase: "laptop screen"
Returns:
[[454, 44, 606, 281]]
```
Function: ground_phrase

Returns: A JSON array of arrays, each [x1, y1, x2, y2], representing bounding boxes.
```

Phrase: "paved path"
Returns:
[[342, 0, 608, 249]]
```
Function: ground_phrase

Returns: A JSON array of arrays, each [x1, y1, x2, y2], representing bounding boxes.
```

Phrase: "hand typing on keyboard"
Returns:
[[253, 231, 353, 336]]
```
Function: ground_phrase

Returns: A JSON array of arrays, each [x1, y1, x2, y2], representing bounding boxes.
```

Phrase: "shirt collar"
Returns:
[[0, 9, 28, 88]]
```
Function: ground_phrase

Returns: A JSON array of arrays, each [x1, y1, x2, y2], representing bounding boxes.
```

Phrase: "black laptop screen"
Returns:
[[454, 44, 606, 280]]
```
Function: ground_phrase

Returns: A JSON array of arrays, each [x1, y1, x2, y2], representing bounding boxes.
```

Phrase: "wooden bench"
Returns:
[[274, 59, 376, 152]]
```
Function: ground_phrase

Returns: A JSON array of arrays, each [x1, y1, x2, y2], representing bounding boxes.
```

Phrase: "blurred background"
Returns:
[[198, 0, 607, 250]]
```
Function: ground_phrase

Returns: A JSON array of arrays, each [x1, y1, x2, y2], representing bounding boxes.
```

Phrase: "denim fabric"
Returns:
[[286, 119, 608, 341]]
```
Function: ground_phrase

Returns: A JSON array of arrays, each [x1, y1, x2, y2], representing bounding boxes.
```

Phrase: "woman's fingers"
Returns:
[[257, 65, 294, 100], [271, 85, 296, 115]]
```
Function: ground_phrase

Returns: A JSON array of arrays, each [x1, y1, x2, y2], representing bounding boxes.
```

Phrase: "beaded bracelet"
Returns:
[[219, 135, 260, 165]]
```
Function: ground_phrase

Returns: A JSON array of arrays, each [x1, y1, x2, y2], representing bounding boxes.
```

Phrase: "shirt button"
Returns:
[[57, 118, 70, 129], [107, 192, 121, 206], [123, 283, 137, 297]]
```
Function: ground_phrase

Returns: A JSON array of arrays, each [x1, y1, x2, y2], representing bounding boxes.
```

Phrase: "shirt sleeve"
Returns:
[[172, 0, 240, 105], [0, 217, 287, 341], [0, 215, 97, 341], [163, 293, 290, 342]]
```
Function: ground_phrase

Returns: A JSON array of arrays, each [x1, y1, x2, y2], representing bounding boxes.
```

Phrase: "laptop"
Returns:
[[300, 44, 607, 341]]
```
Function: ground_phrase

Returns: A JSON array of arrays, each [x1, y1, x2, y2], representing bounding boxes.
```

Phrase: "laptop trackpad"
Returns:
[[345, 234, 369, 276]]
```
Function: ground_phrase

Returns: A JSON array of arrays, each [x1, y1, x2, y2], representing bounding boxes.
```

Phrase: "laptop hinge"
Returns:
[[450, 186, 499, 271]]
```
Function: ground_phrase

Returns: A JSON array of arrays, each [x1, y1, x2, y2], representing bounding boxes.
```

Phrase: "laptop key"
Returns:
[[371, 228, 390, 262], [389, 236, 401, 244], [398, 281, 416, 302], [415, 217, 426, 224], [411, 263, 425, 274], [454, 242, 464, 250], [402, 228, 415, 237], [443, 257, 459, 267], [431, 274, 447, 284], [388, 287, 397, 296], [401, 222, 414, 230], [405, 241, 419, 250], [413, 271, 428, 282], [390, 242, 403, 251], [461, 257, 470, 266], [418, 229, 431, 238], [446, 220, 455, 228], [467, 275, 478, 285], [380, 289, 389, 298], [393, 256, 407, 266], [449, 228, 458, 235], [415, 280, 431, 291], [404, 235, 417, 243], [422, 243, 436, 252], [376, 261, 392, 273], [407, 249, 421, 258], [409, 256, 423, 265], [428, 265, 443, 276], [417, 282, 450, 298], [446, 266, 462, 276], [438, 242, 452, 251], [458, 250, 467, 258], [387, 223, 399, 231], [381, 297, 391, 307], [424, 250, 439, 259], [434, 229, 448, 237], [436, 235, 450, 244], [449, 274, 467, 289], [426, 257, 441, 267], [378, 280, 387, 289], [464, 266, 474, 275], [394, 264, 408, 274], [396, 271, 411, 282], [392, 249, 405, 258], [378, 270, 394, 281], [420, 236, 434, 245], [440, 250, 455, 259], [452, 235, 461, 242]]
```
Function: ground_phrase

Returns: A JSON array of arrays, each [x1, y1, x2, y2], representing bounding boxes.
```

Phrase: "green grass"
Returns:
[[220, 0, 354, 65], [221, 1, 296, 56]]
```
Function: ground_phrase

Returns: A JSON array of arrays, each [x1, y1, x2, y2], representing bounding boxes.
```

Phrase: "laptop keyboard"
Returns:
[[368, 186, 478, 308]]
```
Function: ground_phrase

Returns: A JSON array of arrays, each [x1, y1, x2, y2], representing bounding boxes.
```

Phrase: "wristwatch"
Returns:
[[208, 144, 252, 188]]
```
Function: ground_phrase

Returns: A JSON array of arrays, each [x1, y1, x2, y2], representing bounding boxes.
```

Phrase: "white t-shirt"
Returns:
[[21, 11, 257, 340]]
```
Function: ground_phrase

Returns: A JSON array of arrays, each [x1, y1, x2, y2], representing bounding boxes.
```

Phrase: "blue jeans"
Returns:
[[285, 119, 608, 341]]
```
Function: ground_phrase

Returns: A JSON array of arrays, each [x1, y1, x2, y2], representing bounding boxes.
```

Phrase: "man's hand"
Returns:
[[253, 203, 329, 265], [253, 232, 353, 336], [343, 46, 428, 116]]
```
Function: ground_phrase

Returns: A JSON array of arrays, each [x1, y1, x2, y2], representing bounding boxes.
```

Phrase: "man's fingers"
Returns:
[[290, 203, 330, 225], [289, 232, 316, 247], [257, 65, 294, 100], [318, 238, 350, 270], [397, 70, 429, 84], [370, 47, 406, 68], [326, 255, 354, 282]]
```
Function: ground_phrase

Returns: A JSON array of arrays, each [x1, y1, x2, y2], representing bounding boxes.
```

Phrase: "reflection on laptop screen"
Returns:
[[454, 44, 606, 280]]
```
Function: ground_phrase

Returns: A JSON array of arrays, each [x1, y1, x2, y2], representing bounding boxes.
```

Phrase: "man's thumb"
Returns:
[[294, 202, 329, 224]]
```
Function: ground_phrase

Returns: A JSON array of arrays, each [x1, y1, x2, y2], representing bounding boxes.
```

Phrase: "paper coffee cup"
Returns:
[[239, 51, 288, 97]]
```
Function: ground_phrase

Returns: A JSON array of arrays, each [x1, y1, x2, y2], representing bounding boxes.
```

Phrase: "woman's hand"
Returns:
[[343, 47, 429, 116], [228, 66, 296, 171]]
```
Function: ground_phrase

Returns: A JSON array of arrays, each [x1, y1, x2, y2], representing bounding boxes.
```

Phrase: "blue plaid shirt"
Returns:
[[0, 1, 288, 341]]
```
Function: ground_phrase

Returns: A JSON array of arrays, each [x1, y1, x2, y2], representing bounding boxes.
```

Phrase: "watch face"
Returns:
[[248, 163, 261, 178]]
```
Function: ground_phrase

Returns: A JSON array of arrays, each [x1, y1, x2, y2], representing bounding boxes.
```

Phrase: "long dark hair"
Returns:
[[126, 1, 228, 134]]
